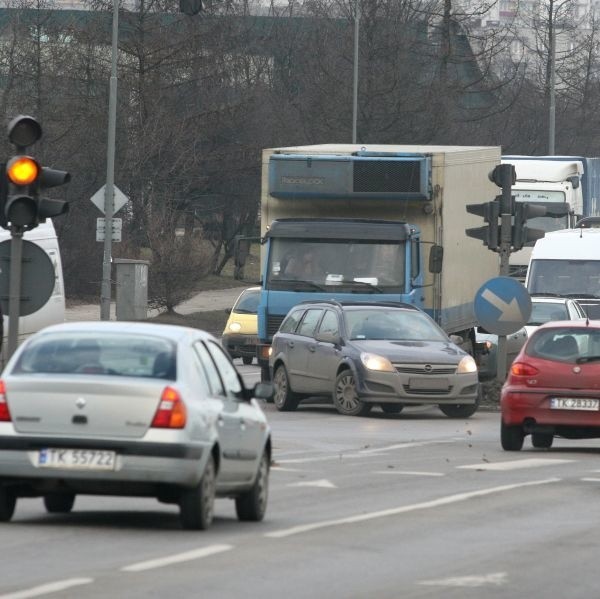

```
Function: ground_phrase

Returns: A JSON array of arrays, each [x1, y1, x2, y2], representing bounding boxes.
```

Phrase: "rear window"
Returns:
[[526, 327, 600, 362], [12, 332, 177, 379]]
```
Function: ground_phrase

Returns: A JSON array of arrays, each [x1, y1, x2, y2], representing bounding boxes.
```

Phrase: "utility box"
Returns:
[[114, 259, 149, 321]]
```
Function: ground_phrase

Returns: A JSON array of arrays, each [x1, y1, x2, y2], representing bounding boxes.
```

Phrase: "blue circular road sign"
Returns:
[[474, 276, 532, 336]]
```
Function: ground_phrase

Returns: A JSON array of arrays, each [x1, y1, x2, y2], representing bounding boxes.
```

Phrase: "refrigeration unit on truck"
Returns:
[[526, 228, 600, 318], [502, 155, 600, 280], [254, 144, 502, 380]]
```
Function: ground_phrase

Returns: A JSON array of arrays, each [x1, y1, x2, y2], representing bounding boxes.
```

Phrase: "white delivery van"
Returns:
[[0, 220, 65, 359]]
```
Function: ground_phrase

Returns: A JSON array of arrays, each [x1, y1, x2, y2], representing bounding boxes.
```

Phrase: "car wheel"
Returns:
[[531, 432, 554, 449], [44, 493, 75, 513], [242, 356, 253, 365], [0, 487, 16, 522], [179, 455, 216, 530], [235, 451, 270, 522], [501, 420, 525, 451], [380, 403, 404, 414], [333, 370, 372, 416], [272, 365, 300, 411], [439, 403, 479, 418]]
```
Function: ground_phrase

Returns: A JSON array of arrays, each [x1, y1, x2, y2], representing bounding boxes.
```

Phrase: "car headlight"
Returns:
[[457, 355, 477, 374], [228, 322, 242, 332], [360, 352, 395, 372]]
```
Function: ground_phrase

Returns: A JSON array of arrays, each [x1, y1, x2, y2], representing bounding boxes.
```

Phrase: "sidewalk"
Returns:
[[65, 287, 245, 322]]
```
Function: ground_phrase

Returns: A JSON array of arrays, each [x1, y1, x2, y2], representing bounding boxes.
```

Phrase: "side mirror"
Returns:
[[252, 381, 274, 401], [315, 331, 341, 345], [429, 244, 443, 274], [449, 334, 464, 346], [225, 307, 232, 315]]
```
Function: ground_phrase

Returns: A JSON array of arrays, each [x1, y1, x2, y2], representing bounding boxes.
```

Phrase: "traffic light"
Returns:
[[466, 200, 500, 251], [0, 115, 71, 230], [512, 201, 571, 251]]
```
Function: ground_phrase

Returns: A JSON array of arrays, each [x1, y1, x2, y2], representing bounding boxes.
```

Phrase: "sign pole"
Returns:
[[7, 226, 23, 359]]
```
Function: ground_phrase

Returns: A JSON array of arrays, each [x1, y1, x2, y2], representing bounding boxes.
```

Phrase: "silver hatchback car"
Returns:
[[0, 321, 272, 530]]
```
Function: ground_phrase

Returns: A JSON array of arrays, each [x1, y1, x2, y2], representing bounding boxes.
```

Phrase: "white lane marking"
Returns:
[[121, 544, 233, 573], [581, 477, 600, 482], [278, 439, 460, 464], [457, 458, 574, 471], [265, 478, 560, 539], [0, 578, 93, 599], [419, 572, 508, 587], [288, 479, 337, 488], [271, 466, 304, 472], [375, 470, 445, 477]]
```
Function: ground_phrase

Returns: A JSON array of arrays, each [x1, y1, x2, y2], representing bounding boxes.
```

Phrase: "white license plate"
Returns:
[[409, 377, 449, 390], [37, 448, 117, 471], [550, 398, 600, 411]]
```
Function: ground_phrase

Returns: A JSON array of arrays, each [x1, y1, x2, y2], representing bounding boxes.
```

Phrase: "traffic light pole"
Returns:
[[7, 226, 23, 358], [100, 0, 119, 321], [496, 165, 514, 382]]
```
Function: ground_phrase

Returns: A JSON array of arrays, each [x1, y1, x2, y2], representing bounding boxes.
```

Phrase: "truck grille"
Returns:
[[354, 160, 422, 193], [267, 315, 285, 337]]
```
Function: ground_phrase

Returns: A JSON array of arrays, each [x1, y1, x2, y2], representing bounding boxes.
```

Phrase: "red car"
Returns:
[[501, 320, 600, 451]]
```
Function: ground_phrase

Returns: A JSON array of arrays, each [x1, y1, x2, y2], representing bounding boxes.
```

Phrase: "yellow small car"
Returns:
[[222, 287, 260, 365]]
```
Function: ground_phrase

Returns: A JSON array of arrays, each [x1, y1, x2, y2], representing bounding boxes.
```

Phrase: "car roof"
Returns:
[[34, 321, 215, 342], [295, 300, 419, 311], [536, 320, 597, 330]]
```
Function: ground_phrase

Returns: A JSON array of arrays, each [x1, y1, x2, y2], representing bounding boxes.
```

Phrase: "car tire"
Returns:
[[531, 432, 554, 449], [0, 487, 16, 522], [44, 493, 75, 513], [179, 455, 216, 530], [272, 365, 300, 411], [235, 451, 270, 522], [242, 356, 253, 365], [439, 403, 479, 418], [380, 403, 404, 414], [333, 370, 372, 416], [501, 420, 525, 451]]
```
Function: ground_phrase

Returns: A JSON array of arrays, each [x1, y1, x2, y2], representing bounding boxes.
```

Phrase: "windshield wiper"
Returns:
[[341, 280, 384, 293], [576, 355, 600, 364], [529, 292, 564, 297]]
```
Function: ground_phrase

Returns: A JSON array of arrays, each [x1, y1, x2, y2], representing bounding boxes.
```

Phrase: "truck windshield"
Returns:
[[513, 191, 568, 234], [528, 259, 600, 298], [267, 239, 406, 293]]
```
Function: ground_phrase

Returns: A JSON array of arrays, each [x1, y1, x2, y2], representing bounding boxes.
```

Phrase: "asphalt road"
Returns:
[[2, 364, 600, 598]]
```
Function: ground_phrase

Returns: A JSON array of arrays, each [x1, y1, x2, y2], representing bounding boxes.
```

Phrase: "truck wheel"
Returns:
[[235, 451, 269, 522], [272, 365, 300, 411], [501, 421, 525, 451], [333, 370, 371, 416], [380, 403, 404, 414], [179, 455, 216, 530]]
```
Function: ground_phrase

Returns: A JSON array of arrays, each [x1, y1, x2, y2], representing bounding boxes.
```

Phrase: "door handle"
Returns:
[[288, 341, 295, 348], [309, 345, 316, 352]]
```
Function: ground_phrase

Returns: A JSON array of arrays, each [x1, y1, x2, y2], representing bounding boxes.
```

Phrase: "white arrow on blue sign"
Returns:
[[474, 276, 532, 336]]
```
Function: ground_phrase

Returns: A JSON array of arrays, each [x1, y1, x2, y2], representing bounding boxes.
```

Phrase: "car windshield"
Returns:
[[234, 289, 260, 314], [344, 308, 448, 341], [526, 327, 600, 363], [528, 302, 568, 325], [12, 332, 177, 379]]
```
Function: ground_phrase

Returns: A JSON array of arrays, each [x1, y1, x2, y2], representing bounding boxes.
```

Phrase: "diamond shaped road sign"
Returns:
[[90, 184, 129, 215]]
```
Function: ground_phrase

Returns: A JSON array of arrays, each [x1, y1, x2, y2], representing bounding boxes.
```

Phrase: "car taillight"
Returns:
[[0, 380, 11, 422], [151, 386, 186, 428], [511, 362, 539, 376]]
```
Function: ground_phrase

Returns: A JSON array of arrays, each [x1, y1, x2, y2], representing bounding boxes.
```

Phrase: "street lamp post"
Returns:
[[352, 0, 359, 144], [100, 0, 119, 320]]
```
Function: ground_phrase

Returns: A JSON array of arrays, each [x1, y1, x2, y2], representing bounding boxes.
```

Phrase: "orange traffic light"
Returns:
[[7, 156, 39, 186]]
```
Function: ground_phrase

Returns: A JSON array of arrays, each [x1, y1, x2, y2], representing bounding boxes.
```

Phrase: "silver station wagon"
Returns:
[[270, 301, 479, 417], [0, 321, 272, 530]]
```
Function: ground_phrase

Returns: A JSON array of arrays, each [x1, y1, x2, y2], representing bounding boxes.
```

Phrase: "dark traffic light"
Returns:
[[512, 201, 571, 251], [466, 199, 500, 251], [0, 115, 70, 230]]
